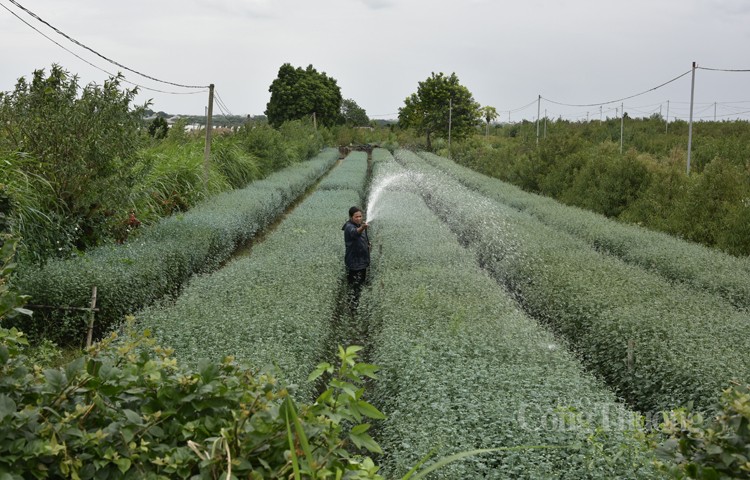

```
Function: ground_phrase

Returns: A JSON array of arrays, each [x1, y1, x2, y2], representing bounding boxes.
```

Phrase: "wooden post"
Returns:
[[85, 286, 98, 348]]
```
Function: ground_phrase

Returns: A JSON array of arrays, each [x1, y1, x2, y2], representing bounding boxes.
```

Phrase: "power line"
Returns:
[[502, 98, 538, 114], [0, 1, 206, 95], [5, 0, 208, 89], [542, 69, 692, 107], [698, 66, 750, 73], [214, 90, 233, 117]]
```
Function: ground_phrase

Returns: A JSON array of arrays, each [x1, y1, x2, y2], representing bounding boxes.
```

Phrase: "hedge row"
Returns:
[[14, 148, 340, 344], [318, 151, 368, 192], [417, 151, 750, 311], [396, 149, 750, 414], [135, 152, 368, 399], [363, 149, 660, 479]]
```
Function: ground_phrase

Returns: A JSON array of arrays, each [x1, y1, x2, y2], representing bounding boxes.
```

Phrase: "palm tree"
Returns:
[[481, 106, 498, 139]]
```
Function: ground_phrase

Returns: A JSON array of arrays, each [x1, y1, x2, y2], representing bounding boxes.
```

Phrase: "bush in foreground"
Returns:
[[0, 324, 384, 479]]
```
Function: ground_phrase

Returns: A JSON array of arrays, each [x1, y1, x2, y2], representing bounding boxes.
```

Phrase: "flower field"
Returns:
[[24, 144, 746, 477], [14, 148, 340, 344], [136, 151, 368, 399], [361, 149, 659, 478], [417, 151, 750, 311], [395, 149, 750, 415]]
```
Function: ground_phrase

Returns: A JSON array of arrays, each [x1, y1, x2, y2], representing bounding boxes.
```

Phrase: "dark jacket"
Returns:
[[342, 220, 370, 271]]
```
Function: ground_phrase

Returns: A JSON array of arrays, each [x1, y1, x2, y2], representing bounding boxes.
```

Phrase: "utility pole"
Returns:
[[543, 109, 547, 139], [599, 105, 603, 121], [620, 102, 624, 154], [687, 61, 697, 175], [714, 102, 717, 121], [536, 95, 541, 146], [666, 100, 670, 134], [203, 83, 214, 190]]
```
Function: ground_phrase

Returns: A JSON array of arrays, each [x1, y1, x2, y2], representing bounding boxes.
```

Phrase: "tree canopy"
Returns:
[[398, 72, 481, 148], [481, 105, 498, 137], [340, 98, 369, 126], [0, 65, 145, 257], [265, 64, 342, 128]]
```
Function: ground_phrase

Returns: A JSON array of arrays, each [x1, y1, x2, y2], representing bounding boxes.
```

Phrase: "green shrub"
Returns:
[[362, 149, 660, 479], [418, 151, 750, 311], [656, 383, 750, 479], [398, 149, 750, 414], [136, 151, 368, 397], [0, 65, 148, 257], [0, 325, 384, 479], [318, 151, 368, 192], [13, 149, 340, 345]]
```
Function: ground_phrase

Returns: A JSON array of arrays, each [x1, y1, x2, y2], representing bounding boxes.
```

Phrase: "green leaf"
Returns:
[[350, 423, 371, 435], [356, 400, 385, 420], [115, 457, 131, 474], [307, 362, 332, 382], [349, 431, 382, 454], [0, 394, 17, 420], [283, 398, 301, 480], [122, 409, 142, 425], [43, 369, 65, 391], [65, 356, 85, 381]]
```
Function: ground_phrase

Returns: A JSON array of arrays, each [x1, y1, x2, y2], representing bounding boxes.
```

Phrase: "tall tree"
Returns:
[[481, 105, 498, 138], [265, 64, 342, 128], [398, 72, 481, 149], [340, 98, 369, 126], [0, 65, 145, 257]]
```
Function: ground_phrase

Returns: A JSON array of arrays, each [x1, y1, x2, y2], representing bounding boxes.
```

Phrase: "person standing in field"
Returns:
[[342, 206, 370, 310]]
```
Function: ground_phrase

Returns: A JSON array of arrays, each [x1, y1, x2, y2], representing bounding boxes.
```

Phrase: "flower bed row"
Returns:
[[135, 152, 368, 399], [15, 148, 340, 344], [397, 149, 750, 414], [318, 151, 368, 192], [362, 149, 659, 479], [418, 151, 750, 311]]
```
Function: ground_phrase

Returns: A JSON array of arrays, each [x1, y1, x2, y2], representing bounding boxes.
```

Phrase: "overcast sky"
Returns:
[[2, 0, 749, 122]]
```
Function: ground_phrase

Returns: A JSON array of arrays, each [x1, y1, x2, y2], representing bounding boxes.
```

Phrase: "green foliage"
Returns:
[[13, 150, 340, 345], [656, 384, 750, 479], [481, 105, 498, 137], [398, 72, 481, 149], [318, 151, 368, 192], [0, 323, 383, 479], [237, 119, 324, 174], [136, 153, 367, 397], [395, 149, 750, 414], [362, 149, 660, 479], [341, 98, 370, 126], [147, 116, 169, 139], [265, 64, 343, 128], [0, 235, 31, 323], [0, 65, 146, 254], [418, 151, 750, 311], [448, 117, 750, 255]]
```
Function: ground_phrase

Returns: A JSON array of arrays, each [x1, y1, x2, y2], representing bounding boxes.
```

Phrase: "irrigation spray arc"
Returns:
[[365, 172, 422, 223]]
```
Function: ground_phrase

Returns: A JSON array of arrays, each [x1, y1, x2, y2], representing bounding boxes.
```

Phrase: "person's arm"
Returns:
[[356, 223, 368, 234]]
